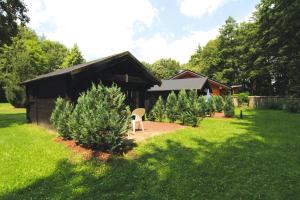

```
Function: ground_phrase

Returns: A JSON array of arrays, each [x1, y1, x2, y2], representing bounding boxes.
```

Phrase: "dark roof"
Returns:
[[148, 77, 208, 92], [22, 51, 161, 85], [207, 79, 231, 89], [171, 69, 231, 89]]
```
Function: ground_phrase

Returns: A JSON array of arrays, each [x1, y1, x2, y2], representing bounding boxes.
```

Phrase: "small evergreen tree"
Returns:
[[177, 90, 189, 124], [146, 110, 156, 121], [165, 91, 178, 122], [224, 95, 235, 117], [69, 83, 130, 152], [214, 95, 224, 112], [50, 97, 74, 139], [198, 96, 207, 117], [150, 96, 165, 122], [185, 90, 201, 127], [206, 97, 216, 116]]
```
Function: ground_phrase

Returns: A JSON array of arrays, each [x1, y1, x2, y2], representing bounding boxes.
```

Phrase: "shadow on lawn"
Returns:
[[0, 113, 26, 128], [1, 110, 300, 199]]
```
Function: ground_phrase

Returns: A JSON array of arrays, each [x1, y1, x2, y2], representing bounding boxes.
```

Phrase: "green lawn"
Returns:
[[0, 103, 300, 199]]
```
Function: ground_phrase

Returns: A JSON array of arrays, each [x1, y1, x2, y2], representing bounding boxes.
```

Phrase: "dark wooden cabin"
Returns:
[[22, 51, 160, 127]]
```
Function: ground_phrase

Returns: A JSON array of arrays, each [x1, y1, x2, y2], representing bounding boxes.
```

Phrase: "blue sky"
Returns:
[[26, 0, 260, 63]]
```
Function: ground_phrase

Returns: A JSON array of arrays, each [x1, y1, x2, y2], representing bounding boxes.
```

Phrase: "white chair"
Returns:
[[131, 108, 145, 133]]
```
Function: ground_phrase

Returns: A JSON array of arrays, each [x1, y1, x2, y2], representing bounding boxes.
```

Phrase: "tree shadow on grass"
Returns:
[[0, 113, 26, 128], [1, 110, 300, 199]]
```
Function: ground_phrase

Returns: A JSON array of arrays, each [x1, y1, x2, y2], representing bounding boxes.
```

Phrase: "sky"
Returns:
[[25, 0, 260, 64]]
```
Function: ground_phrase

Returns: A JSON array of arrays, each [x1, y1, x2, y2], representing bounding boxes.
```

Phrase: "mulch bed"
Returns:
[[54, 137, 112, 162], [212, 112, 230, 119], [127, 121, 185, 142], [54, 121, 186, 161]]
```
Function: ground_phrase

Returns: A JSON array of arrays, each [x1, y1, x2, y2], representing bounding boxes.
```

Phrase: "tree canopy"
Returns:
[[187, 0, 300, 96], [0, 0, 29, 46], [61, 44, 85, 68], [0, 26, 85, 106], [144, 58, 182, 80]]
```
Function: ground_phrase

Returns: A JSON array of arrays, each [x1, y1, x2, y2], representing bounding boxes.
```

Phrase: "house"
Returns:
[[231, 84, 244, 94], [146, 70, 230, 110], [22, 51, 160, 127]]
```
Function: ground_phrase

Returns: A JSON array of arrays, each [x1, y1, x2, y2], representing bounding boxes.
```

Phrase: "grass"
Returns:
[[0, 103, 300, 199]]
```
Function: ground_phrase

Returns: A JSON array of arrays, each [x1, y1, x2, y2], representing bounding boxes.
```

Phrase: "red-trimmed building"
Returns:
[[170, 70, 231, 95], [146, 70, 231, 110]]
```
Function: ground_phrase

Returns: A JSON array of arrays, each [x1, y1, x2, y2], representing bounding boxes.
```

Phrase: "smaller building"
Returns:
[[146, 70, 231, 110], [231, 84, 243, 94]]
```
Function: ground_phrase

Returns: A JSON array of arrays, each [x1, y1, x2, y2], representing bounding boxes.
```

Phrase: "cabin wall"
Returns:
[[210, 83, 221, 95], [26, 76, 69, 127], [26, 66, 153, 126], [208, 81, 230, 96]]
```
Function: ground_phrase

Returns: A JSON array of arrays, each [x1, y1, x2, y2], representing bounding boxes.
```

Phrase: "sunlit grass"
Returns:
[[0, 103, 299, 199]]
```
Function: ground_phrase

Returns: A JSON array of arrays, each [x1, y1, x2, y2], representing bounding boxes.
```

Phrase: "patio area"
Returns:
[[127, 121, 185, 142]]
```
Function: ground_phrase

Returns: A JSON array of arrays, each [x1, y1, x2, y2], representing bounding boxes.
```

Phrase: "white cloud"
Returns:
[[25, 0, 157, 60], [25, 0, 220, 64], [134, 27, 219, 63], [240, 8, 256, 23], [179, 0, 226, 18]]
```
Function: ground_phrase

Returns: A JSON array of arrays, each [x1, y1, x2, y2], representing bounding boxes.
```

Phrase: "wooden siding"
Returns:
[[207, 80, 230, 96], [26, 76, 69, 126], [25, 59, 155, 126]]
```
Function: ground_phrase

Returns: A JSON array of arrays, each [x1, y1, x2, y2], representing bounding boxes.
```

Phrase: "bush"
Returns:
[[266, 102, 283, 110], [198, 96, 207, 117], [150, 96, 165, 122], [177, 90, 189, 124], [214, 95, 224, 112], [50, 97, 74, 139], [285, 99, 300, 113], [237, 92, 249, 105], [224, 95, 235, 117], [4, 84, 26, 108], [165, 91, 178, 122], [69, 83, 130, 152], [185, 90, 201, 127], [206, 97, 216, 116]]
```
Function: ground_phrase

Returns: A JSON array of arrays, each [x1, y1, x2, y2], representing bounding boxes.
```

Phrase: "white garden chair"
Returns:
[[131, 108, 145, 133]]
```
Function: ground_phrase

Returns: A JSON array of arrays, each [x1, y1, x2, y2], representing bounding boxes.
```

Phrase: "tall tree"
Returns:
[[187, 45, 205, 73], [0, 0, 29, 46], [0, 27, 47, 106], [199, 39, 221, 80], [217, 16, 241, 84], [61, 44, 85, 68], [0, 27, 69, 107], [255, 0, 300, 95], [41, 40, 68, 71], [147, 58, 181, 79]]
